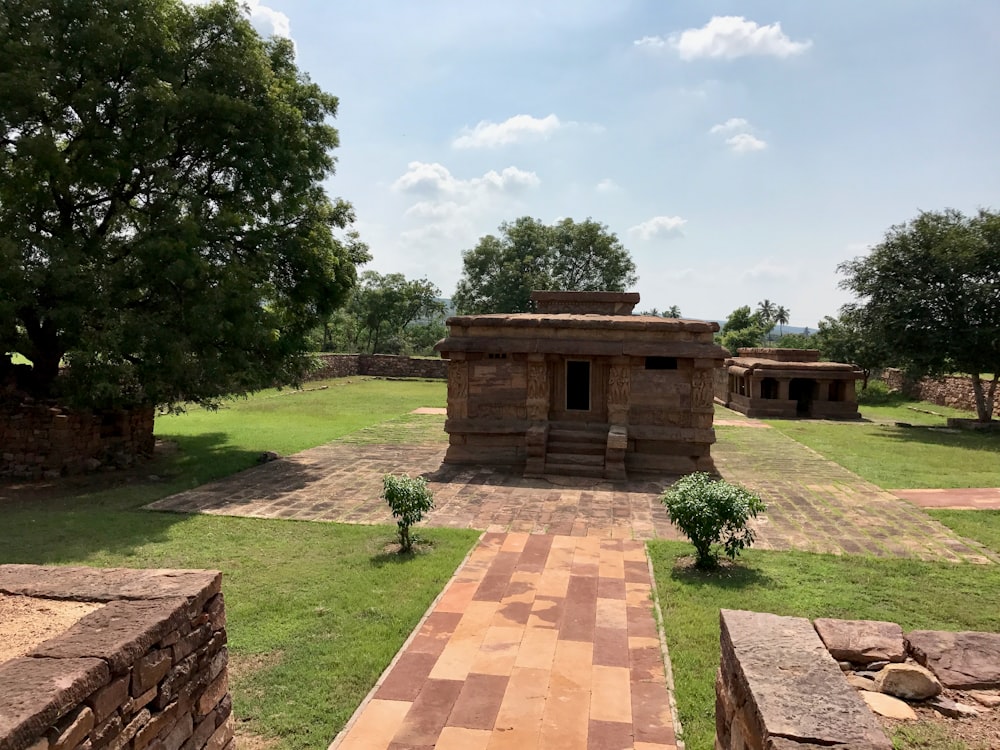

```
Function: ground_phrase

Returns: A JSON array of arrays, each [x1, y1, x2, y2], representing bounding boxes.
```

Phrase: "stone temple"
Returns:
[[716, 347, 864, 419], [434, 291, 728, 479]]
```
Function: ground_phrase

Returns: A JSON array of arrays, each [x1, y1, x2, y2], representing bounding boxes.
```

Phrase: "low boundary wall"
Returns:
[[882, 369, 999, 418], [0, 565, 231, 750], [309, 353, 446, 381]]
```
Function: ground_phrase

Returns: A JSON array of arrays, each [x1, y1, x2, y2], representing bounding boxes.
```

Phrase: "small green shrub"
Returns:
[[381, 473, 435, 553], [661, 473, 765, 569], [857, 379, 900, 405]]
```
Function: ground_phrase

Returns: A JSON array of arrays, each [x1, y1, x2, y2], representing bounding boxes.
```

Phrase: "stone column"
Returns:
[[778, 379, 790, 401], [815, 380, 830, 402], [607, 358, 631, 425], [447, 358, 469, 420], [524, 356, 550, 477]]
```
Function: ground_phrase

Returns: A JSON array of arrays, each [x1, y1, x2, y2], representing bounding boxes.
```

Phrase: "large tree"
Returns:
[[838, 208, 1000, 420], [452, 217, 637, 314], [347, 271, 445, 354], [813, 308, 889, 390], [0, 0, 367, 412]]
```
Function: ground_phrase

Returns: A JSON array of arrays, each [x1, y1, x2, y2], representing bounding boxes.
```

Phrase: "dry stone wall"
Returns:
[[0, 403, 154, 479], [0, 565, 231, 750], [882, 369, 1000, 418], [308, 354, 446, 381]]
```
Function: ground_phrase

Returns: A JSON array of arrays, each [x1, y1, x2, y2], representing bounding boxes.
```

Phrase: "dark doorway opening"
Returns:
[[761, 377, 779, 400], [566, 360, 591, 411], [789, 378, 815, 416]]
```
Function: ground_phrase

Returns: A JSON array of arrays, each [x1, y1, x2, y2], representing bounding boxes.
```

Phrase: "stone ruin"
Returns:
[[716, 348, 864, 420], [434, 291, 728, 479]]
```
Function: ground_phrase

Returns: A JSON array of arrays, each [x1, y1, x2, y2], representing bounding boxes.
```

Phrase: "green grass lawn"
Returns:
[[648, 541, 1000, 750], [766, 412, 1000, 489], [0, 377, 478, 749]]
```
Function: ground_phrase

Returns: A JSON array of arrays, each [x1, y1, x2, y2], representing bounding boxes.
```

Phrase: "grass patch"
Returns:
[[859, 398, 976, 426], [0, 378, 471, 749], [337, 412, 448, 444], [766, 417, 1000, 489], [648, 542, 1000, 750], [929, 510, 1000, 555]]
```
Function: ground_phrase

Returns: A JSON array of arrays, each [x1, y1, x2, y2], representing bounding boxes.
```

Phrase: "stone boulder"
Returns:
[[874, 663, 941, 700], [861, 691, 917, 720], [906, 630, 1000, 689], [813, 618, 906, 665]]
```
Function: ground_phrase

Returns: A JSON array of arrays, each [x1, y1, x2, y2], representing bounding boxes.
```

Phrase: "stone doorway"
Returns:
[[565, 360, 591, 411], [789, 378, 816, 416]]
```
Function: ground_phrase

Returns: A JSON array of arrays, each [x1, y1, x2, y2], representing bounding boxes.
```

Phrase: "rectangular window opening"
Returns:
[[566, 360, 591, 411], [645, 356, 678, 370]]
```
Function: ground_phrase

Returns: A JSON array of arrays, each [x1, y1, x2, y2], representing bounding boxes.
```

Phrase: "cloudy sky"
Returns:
[[235, 1, 1000, 326]]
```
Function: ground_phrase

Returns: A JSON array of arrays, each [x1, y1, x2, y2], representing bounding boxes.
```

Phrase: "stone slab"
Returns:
[[906, 630, 1000, 689], [813, 618, 906, 664], [720, 609, 891, 749], [0, 566, 221, 609], [29, 598, 190, 674], [0, 657, 109, 750]]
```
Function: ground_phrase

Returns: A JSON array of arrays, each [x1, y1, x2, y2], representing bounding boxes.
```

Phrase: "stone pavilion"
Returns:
[[716, 347, 864, 419], [434, 291, 728, 479]]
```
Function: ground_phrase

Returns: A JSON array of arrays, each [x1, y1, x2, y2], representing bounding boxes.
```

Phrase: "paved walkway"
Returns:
[[330, 532, 677, 750], [889, 487, 1000, 510]]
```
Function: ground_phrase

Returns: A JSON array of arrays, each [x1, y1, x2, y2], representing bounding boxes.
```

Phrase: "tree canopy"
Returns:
[[0, 0, 367, 411], [344, 271, 444, 354], [452, 217, 638, 314], [838, 208, 1000, 420]]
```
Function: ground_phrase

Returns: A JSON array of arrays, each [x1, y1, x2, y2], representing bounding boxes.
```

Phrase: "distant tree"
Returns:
[[719, 305, 769, 353], [453, 217, 637, 314], [838, 208, 1000, 420], [666, 305, 683, 318], [774, 306, 790, 337], [813, 309, 889, 390], [0, 0, 367, 412], [347, 272, 445, 354], [773, 333, 813, 349]]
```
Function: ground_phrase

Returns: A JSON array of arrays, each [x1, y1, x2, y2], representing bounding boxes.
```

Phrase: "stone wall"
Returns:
[[0, 403, 155, 479], [308, 354, 446, 381], [0, 565, 231, 750], [882, 369, 1000, 418]]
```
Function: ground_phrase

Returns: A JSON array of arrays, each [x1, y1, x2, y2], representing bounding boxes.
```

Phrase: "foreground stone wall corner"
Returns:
[[716, 609, 892, 750], [0, 566, 232, 750]]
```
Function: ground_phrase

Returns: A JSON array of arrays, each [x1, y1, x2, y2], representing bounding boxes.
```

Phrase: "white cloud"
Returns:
[[595, 178, 622, 193], [638, 16, 811, 61], [726, 133, 768, 152], [628, 216, 687, 241], [392, 162, 540, 197], [453, 114, 563, 149], [182, 0, 293, 41], [709, 118, 749, 135], [742, 260, 796, 282], [709, 119, 768, 152]]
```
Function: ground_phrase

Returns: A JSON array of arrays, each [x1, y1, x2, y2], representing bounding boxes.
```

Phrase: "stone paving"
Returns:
[[148, 419, 997, 562], [330, 532, 677, 750]]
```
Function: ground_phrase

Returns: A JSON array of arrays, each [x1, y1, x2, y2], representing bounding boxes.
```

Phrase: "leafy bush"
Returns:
[[661, 473, 766, 569], [856, 379, 900, 405], [381, 473, 435, 553]]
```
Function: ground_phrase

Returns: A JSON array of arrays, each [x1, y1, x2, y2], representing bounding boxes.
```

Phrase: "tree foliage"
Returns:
[[719, 305, 769, 353], [813, 309, 889, 389], [381, 473, 434, 554], [0, 0, 367, 411], [838, 208, 1000, 420], [452, 217, 638, 314], [344, 271, 444, 354]]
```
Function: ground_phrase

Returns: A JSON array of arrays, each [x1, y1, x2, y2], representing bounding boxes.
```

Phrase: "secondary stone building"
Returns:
[[434, 291, 727, 479], [716, 347, 863, 419]]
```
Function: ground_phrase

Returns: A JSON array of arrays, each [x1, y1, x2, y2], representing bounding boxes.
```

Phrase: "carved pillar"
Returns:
[[778, 379, 790, 401], [815, 380, 830, 402], [843, 378, 857, 403], [447, 359, 469, 420], [526, 356, 549, 421], [607, 359, 631, 425], [692, 368, 714, 411]]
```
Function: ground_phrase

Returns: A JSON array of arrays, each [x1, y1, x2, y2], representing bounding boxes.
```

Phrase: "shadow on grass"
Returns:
[[669, 558, 774, 591], [368, 537, 437, 568], [0, 432, 260, 565]]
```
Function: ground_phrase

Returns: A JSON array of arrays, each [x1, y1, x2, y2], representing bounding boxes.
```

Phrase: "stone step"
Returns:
[[546, 440, 606, 456], [547, 429, 607, 445], [543, 462, 607, 478], [544, 452, 605, 467]]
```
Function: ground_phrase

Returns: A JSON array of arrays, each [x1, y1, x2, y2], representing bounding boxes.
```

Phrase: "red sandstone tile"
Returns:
[[513, 625, 559, 670], [430, 601, 499, 681], [587, 719, 634, 750], [473, 551, 521, 601], [436, 580, 480, 614], [500, 532, 529, 553], [595, 597, 628, 630], [446, 673, 510, 730], [527, 595, 565, 630], [629, 640, 665, 684], [470, 625, 524, 676], [408, 611, 463, 656], [337, 699, 411, 750], [621, 541, 648, 563], [375, 652, 440, 701], [626, 606, 658, 639], [539, 641, 593, 750], [598, 544, 626, 580], [631, 681, 676, 746], [625, 581, 650, 606], [633, 743, 677, 750], [435, 727, 492, 750], [390, 678, 464, 747], [516, 534, 554, 572], [590, 664, 632, 724], [487, 667, 549, 750], [592, 626, 630, 668], [624, 559, 650, 583], [596, 576, 626, 600], [559, 576, 598, 642]]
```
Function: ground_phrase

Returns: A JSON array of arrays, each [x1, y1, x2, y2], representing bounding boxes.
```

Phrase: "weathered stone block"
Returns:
[[813, 618, 906, 665], [906, 630, 1000, 689]]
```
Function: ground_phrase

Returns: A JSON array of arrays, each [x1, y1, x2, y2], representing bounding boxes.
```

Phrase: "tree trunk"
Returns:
[[970, 373, 996, 423]]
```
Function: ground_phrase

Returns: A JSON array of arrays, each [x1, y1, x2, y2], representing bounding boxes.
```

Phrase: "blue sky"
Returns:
[[230, 1, 1000, 326]]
